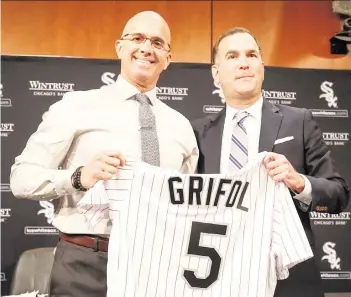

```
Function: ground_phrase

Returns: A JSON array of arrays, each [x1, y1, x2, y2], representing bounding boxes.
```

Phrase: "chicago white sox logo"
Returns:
[[319, 81, 338, 108], [212, 81, 225, 104], [101, 72, 116, 87], [322, 241, 341, 270]]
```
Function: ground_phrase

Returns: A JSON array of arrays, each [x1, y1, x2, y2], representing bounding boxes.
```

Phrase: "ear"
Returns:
[[211, 64, 219, 85], [262, 61, 265, 80], [115, 40, 122, 58], [163, 51, 172, 70]]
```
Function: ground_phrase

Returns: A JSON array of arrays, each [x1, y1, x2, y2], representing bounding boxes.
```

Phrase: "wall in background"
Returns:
[[2, 1, 350, 69]]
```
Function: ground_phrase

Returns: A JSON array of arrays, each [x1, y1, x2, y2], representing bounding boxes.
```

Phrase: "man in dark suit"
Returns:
[[192, 27, 349, 297]]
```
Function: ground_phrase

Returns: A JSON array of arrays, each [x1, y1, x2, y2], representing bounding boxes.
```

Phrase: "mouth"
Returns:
[[236, 75, 254, 80], [134, 57, 154, 65]]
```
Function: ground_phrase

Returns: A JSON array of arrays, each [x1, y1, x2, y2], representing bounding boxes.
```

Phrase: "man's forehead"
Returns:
[[219, 33, 259, 53], [123, 13, 170, 42]]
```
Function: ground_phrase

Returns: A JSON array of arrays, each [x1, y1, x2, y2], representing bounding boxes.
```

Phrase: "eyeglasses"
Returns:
[[120, 33, 171, 52]]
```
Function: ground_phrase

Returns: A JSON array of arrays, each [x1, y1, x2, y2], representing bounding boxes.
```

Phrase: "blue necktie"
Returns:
[[228, 111, 249, 173]]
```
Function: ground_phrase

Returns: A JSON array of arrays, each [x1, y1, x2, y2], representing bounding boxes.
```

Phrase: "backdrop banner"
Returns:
[[1, 56, 350, 295]]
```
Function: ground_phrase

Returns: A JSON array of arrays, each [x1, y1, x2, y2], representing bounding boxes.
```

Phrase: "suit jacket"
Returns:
[[192, 99, 350, 246]]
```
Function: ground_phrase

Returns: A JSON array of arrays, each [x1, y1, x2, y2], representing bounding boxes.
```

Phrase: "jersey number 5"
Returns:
[[183, 221, 227, 288]]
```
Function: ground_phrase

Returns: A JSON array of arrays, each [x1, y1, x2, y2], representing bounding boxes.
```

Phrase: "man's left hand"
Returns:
[[263, 152, 305, 193]]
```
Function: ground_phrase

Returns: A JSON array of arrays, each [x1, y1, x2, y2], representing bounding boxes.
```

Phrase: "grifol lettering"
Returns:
[[168, 176, 249, 212]]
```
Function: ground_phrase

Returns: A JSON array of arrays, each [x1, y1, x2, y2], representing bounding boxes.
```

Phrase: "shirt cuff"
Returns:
[[292, 174, 312, 209], [53, 168, 77, 196]]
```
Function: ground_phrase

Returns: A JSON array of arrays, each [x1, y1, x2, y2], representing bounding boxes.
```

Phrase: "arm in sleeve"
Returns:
[[302, 110, 349, 213], [272, 182, 313, 280], [10, 92, 77, 200]]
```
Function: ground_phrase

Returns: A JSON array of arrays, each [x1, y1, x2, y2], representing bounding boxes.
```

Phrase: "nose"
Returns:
[[139, 39, 153, 53], [237, 55, 249, 70]]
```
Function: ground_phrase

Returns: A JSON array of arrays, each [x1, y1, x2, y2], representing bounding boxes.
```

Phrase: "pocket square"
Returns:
[[274, 136, 294, 145]]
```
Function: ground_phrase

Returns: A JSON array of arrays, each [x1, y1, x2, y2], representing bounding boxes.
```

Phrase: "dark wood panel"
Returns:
[[2, 1, 211, 62], [2, 1, 350, 69], [213, 1, 350, 69]]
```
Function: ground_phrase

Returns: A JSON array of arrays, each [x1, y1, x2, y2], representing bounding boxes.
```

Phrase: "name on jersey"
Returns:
[[168, 176, 249, 211]]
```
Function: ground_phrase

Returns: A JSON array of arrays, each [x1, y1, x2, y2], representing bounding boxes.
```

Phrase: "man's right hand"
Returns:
[[80, 152, 126, 189]]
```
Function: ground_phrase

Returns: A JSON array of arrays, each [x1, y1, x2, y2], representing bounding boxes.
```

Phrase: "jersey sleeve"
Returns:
[[76, 165, 135, 230], [77, 181, 110, 231], [271, 182, 313, 280]]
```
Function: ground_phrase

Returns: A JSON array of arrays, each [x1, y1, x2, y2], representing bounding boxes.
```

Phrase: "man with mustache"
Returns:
[[192, 27, 349, 297], [10, 11, 198, 297]]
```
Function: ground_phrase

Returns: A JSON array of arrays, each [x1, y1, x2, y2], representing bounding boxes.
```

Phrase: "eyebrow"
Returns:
[[124, 33, 165, 41], [225, 49, 259, 56]]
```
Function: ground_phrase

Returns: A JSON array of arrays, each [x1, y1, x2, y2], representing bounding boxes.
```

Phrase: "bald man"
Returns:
[[10, 11, 198, 297]]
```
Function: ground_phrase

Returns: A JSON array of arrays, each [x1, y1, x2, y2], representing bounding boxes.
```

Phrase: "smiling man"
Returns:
[[117, 12, 172, 92], [192, 27, 349, 297], [10, 11, 198, 297]]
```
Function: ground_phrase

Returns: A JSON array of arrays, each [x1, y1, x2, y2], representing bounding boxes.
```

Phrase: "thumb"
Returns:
[[263, 153, 276, 165], [105, 151, 126, 166]]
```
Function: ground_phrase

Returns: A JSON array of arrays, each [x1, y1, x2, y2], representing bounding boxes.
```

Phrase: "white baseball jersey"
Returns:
[[78, 152, 313, 297]]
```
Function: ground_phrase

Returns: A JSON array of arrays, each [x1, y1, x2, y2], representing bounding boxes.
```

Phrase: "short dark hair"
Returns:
[[212, 27, 262, 63]]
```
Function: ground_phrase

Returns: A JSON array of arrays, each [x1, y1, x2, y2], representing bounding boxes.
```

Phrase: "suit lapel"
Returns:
[[202, 108, 226, 173], [259, 100, 283, 152]]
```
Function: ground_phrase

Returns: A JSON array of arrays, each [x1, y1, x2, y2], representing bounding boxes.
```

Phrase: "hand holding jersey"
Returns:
[[78, 152, 312, 297], [263, 152, 305, 194], [80, 152, 126, 190]]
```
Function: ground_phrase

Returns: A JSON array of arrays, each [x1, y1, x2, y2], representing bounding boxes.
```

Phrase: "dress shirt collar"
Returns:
[[114, 74, 158, 105], [225, 95, 263, 122]]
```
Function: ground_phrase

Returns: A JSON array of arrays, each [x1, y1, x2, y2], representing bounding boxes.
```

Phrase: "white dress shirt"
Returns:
[[10, 75, 199, 234], [220, 96, 312, 208]]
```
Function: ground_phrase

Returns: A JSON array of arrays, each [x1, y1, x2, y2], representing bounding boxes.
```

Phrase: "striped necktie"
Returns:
[[228, 111, 249, 173], [135, 93, 160, 166]]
